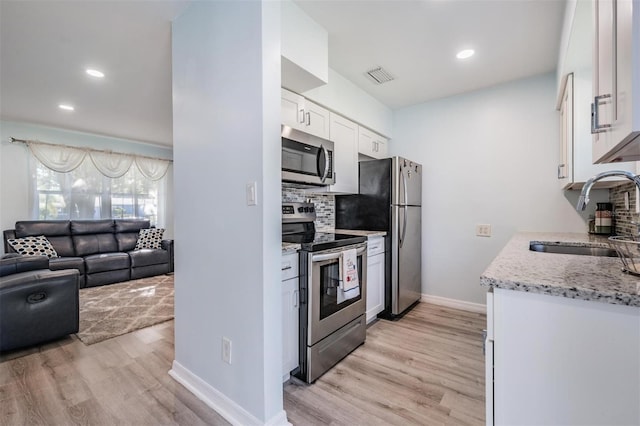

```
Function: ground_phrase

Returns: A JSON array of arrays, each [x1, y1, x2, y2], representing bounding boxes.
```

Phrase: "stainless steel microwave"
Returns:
[[282, 125, 335, 186]]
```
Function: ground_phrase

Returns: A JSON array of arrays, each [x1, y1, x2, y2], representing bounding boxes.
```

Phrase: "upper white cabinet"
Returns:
[[358, 126, 388, 160], [327, 112, 359, 194], [281, 88, 330, 139], [556, 0, 635, 189], [281, 0, 328, 93], [592, 0, 640, 163]]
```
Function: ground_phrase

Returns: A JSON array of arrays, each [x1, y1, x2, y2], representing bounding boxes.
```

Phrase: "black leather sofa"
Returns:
[[0, 255, 80, 352], [3, 219, 174, 288]]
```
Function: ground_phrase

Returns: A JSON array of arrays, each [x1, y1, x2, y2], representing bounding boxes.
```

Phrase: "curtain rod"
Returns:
[[10, 137, 173, 163]]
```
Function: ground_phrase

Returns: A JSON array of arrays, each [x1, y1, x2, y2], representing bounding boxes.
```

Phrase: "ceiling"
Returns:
[[0, 0, 566, 147]]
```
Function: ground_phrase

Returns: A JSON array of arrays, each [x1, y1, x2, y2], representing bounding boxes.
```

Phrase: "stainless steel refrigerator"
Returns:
[[335, 156, 422, 318]]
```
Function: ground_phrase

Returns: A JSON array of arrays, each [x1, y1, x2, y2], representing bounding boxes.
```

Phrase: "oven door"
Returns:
[[307, 243, 367, 346]]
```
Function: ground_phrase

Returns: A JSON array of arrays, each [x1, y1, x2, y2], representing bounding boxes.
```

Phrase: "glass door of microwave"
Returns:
[[282, 138, 323, 177]]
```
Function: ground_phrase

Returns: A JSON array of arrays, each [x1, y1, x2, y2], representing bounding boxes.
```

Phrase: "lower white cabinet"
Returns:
[[281, 252, 299, 382], [365, 236, 385, 323], [486, 288, 640, 425]]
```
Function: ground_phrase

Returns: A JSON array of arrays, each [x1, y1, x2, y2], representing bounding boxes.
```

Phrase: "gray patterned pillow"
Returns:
[[8, 235, 58, 258], [134, 228, 165, 250]]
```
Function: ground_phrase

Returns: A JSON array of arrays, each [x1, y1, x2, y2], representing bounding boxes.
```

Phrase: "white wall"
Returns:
[[392, 73, 609, 305], [171, 1, 283, 425], [0, 120, 174, 251], [303, 68, 394, 137]]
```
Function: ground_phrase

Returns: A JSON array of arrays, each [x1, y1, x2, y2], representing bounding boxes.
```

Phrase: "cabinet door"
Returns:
[[304, 100, 330, 139], [359, 127, 388, 159], [328, 112, 359, 194], [281, 276, 299, 381], [592, 0, 640, 163], [281, 88, 305, 131], [366, 251, 385, 323], [558, 73, 573, 186]]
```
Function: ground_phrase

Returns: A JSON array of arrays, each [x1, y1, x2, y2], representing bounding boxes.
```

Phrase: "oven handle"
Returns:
[[311, 246, 366, 262]]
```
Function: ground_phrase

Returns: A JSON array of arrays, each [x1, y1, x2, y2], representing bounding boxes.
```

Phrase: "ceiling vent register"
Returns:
[[365, 66, 395, 84]]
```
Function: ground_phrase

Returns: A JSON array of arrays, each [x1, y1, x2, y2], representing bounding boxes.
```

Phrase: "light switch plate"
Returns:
[[246, 181, 257, 206]]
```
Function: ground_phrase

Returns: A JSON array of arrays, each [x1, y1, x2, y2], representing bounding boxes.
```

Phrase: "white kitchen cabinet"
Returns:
[[281, 88, 330, 139], [592, 0, 640, 163], [326, 112, 359, 194], [281, 252, 299, 382], [557, 70, 636, 189], [358, 126, 388, 160], [486, 288, 639, 425], [365, 236, 385, 324]]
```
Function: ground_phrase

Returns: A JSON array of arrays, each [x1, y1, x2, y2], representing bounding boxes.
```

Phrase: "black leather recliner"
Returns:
[[0, 255, 80, 352]]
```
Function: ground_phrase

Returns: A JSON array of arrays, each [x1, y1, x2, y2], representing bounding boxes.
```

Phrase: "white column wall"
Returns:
[[171, 1, 283, 424]]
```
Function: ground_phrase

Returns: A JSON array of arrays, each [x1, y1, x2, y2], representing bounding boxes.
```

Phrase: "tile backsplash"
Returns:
[[610, 182, 639, 236], [282, 183, 335, 230]]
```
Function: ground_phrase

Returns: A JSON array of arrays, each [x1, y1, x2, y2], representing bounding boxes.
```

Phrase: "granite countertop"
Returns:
[[480, 232, 640, 307], [333, 229, 387, 237], [282, 242, 300, 254]]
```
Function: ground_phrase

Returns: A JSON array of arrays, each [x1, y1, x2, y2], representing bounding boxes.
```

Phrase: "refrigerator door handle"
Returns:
[[401, 166, 408, 206], [399, 205, 407, 248]]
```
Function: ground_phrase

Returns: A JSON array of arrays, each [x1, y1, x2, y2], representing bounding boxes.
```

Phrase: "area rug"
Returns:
[[76, 274, 174, 345]]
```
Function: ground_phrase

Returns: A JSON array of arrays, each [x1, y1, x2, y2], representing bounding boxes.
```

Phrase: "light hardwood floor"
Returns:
[[1, 302, 485, 425], [284, 303, 487, 425]]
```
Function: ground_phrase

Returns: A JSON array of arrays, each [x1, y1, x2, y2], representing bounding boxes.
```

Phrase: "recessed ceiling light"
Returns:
[[86, 69, 105, 78], [58, 104, 75, 111], [456, 49, 475, 60]]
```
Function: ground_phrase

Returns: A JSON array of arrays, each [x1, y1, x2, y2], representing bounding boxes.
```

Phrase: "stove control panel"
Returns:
[[282, 202, 316, 223]]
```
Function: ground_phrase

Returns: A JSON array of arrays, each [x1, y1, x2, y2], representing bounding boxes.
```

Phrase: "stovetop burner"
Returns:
[[282, 202, 366, 252]]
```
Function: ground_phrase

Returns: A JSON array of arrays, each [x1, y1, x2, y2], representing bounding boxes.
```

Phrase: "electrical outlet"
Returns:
[[222, 337, 232, 364], [476, 224, 492, 237]]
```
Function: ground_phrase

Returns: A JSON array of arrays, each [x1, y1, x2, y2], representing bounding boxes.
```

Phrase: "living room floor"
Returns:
[[0, 303, 486, 425]]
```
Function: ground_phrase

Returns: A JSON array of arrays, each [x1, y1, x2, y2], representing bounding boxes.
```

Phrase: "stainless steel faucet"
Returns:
[[576, 170, 640, 211]]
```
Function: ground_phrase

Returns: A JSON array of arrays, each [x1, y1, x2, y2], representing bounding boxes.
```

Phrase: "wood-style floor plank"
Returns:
[[284, 302, 487, 426], [1, 302, 485, 425]]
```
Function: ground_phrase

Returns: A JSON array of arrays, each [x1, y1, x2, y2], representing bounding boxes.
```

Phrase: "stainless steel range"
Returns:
[[282, 202, 367, 383]]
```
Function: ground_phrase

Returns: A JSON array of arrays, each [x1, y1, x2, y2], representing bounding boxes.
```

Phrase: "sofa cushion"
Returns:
[[0, 256, 50, 277], [49, 256, 85, 274], [84, 252, 130, 274], [70, 219, 114, 235], [129, 249, 170, 268], [73, 234, 118, 256], [7, 235, 58, 258], [134, 228, 164, 250], [115, 219, 150, 252], [15, 220, 70, 238]]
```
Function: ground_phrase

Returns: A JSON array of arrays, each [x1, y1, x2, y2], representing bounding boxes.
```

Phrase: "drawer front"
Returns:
[[281, 253, 299, 281], [367, 236, 385, 256]]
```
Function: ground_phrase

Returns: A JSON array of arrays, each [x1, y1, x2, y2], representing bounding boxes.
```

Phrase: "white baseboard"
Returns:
[[169, 361, 290, 426], [421, 293, 486, 314]]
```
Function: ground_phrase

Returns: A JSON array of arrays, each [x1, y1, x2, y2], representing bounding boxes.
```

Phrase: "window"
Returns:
[[33, 158, 163, 225]]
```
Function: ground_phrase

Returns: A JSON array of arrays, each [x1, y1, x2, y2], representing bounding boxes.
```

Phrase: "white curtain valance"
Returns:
[[27, 142, 86, 173], [21, 140, 171, 180], [90, 151, 134, 178]]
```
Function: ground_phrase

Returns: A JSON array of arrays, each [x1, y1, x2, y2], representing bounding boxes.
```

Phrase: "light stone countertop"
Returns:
[[281, 242, 300, 255], [332, 229, 387, 238], [480, 232, 640, 307]]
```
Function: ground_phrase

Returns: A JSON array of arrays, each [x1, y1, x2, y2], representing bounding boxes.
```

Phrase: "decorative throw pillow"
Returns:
[[134, 228, 165, 250], [7, 235, 58, 258]]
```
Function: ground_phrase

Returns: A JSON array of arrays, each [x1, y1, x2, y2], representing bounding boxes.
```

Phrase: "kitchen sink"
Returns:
[[529, 242, 618, 257]]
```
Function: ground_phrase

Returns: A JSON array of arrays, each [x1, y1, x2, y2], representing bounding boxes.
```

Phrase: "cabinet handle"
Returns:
[[282, 265, 292, 271], [299, 109, 305, 124], [482, 329, 487, 355], [558, 164, 566, 179], [591, 94, 612, 134], [306, 111, 311, 126]]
